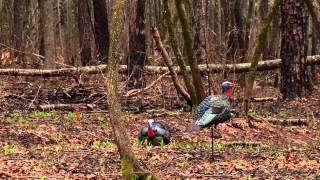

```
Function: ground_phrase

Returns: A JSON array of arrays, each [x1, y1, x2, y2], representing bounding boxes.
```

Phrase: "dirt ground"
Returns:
[[0, 74, 319, 179]]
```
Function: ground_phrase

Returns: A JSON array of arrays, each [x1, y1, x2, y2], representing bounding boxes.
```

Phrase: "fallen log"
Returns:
[[248, 115, 308, 126], [267, 118, 308, 126], [31, 103, 96, 111], [145, 55, 320, 74], [0, 55, 319, 76]]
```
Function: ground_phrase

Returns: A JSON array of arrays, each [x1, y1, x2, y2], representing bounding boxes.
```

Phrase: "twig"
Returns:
[[2, 94, 28, 102], [124, 71, 170, 97], [150, 27, 192, 105], [28, 85, 41, 110], [0, 42, 45, 59]]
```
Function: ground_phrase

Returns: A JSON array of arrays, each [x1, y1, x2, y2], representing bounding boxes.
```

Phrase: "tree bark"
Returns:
[[175, 0, 206, 104], [280, 0, 312, 99], [127, 0, 146, 89], [12, 0, 27, 64], [58, 0, 70, 66], [260, 0, 269, 20], [305, 0, 320, 38], [234, 0, 246, 62], [193, 0, 206, 64], [305, 0, 320, 82], [245, 0, 255, 50], [66, 0, 80, 66], [0, 1, 13, 48], [39, 0, 56, 69], [78, 0, 92, 66], [93, 0, 109, 64], [260, 0, 269, 59]]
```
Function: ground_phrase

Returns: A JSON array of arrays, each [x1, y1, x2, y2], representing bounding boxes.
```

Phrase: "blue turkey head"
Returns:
[[222, 81, 235, 97]]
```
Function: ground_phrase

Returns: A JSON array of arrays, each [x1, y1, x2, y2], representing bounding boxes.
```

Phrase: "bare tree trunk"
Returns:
[[234, 0, 246, 62], [58, 0, 70, 66], [267, 6, 280, 59], [260, 0, 269, 19], [12, 0, 27, 65], [307, 0, 320, 82], [127, 0, 146, 89], [66, 0, 80, 66], [26, 0, 40, 68], [175, 0, 206, 104], [39, 0, 56, 69], [93, 0, 109, 64], [305, 0, 320, 39], [106, 0, 157, 179], [280, 0, 312, 98], [244, 0, 281, 114], [0, 1, 13, 48], [311, 24, 319, 83], [245, 0, 255, 50], [78, 0, 92, 66], [193, 0, 206, 64], [163, 0, 197, 106], [259, 0, 269, 59]]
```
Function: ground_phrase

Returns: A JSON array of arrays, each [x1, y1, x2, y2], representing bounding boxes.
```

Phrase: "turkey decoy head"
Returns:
[[147, 119, 156, 137], [222, 81, 235, 97]]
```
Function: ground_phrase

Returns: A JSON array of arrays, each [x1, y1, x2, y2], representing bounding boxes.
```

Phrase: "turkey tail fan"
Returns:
[[187, 124, 201, 133]]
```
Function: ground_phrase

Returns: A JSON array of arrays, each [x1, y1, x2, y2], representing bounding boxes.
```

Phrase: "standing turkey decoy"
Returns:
[[138, 119, 171, 146], [187, 81, 238, 159]]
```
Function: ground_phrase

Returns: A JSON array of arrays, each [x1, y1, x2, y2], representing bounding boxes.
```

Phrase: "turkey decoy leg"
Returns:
[[211, 125, 214, 160]]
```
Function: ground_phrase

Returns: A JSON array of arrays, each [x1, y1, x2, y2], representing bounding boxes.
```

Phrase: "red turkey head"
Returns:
[[147, 119, 156, 137], [222, 81, 235, 97]]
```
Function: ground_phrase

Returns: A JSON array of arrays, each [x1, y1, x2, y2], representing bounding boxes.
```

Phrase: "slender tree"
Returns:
[[175, 0, 206, 104], [106, 0, 157, 178], [127, 0, 146, 88], [163, 0, 197, 106], [66, 0, 80, 66], [0, 1, 13, 48], [244, 0, 281, 113], [39, 0, 56, 69], [193, 0, 206, 64], [280, 0, 312, 98], [93, 0, 109, 64], [12, 0, 27, 63], [234, 0, 246, 62], [78, 0, 92, 66], [57, 0, 70, 66]]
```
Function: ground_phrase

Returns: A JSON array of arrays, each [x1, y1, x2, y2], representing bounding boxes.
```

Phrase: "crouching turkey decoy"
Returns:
[[138, 119, 171, 146], [187, 81, 239, 159]]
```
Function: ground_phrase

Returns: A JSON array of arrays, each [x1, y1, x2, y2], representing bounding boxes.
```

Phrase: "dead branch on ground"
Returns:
[[248, 115, 308, 126], [31, 103, 96, 111], [0, 55, 319, 77]]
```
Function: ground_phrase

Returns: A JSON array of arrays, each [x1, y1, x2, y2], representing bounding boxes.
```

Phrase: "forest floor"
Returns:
[[0, 74, 319, 179]]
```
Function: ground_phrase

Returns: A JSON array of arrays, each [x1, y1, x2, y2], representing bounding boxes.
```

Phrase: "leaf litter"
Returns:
[[0, 75, 319, 179]]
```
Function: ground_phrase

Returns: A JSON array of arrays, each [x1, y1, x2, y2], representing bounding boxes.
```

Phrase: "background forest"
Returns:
[[0, 0, 320, 179]]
